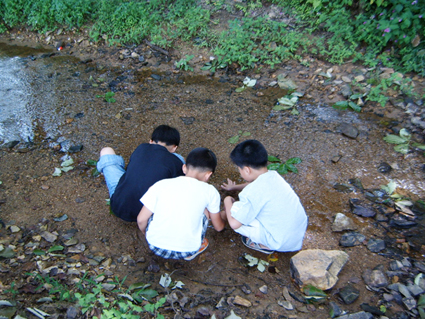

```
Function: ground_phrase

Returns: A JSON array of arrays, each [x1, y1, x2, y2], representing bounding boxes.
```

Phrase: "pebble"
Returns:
[[340, 232, 366, 247], [366, 238, 386, 253], [338, 284, 360, 304]]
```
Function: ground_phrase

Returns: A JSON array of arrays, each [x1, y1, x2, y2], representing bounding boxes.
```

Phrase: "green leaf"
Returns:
[[268, 155, 281, 162], [61, 158, 74, 167], [228, 135, 240, 144], [128, 282, 151, 292], [383, 134, 408, 144], [235, 86, 246, 93], [241, 131, 251, 137], [412, 143, 425, 150], [52, 168, 62, 177], [399, 128, 411, 140], [33, 249, 46, 256], [277, 97, 297, 106], [350, 93, 363, 99], [303, 284, 327, 297], [394, 143, 409, 154], [286, 164, 299, 173], [87, 160, 97, 166], [267, 163, 281, 170], [48, 245, 64, 253], [277, 165, 288, 175], [333, 101, 348, 110], [61, 166, 74, 172], [273, 104, 293, 111], [418, 293, 425, 307], [291, 108, 300, 115], [257, 259, 269, 272], [286, 157, 302, 164], [348, 101, 362, 112], [381, 180, 397, 195]]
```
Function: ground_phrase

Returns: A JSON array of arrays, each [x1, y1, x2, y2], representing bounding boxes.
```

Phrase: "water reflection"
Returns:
[[0, 56, 34, 143]]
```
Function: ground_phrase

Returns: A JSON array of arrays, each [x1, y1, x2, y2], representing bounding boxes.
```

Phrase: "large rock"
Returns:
[[290, 249, 349, 290]]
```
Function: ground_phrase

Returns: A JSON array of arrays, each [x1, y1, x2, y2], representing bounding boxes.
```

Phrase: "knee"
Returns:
[[100, 147, 116, 157]]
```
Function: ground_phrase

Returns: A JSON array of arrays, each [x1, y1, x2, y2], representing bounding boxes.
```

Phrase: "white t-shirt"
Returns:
[[141, 176, 220, 252], [231, 170, 308, 251]]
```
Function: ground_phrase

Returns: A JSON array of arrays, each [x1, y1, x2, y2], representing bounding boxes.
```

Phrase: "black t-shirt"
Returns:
[[110, 143, 184, 222]]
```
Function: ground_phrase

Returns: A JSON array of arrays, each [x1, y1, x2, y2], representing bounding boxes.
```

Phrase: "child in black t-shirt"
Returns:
[[97, 125, 184, 222]]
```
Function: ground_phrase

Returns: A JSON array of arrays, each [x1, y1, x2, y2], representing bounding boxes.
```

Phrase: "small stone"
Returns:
[[336, 123, 358, 139], [66, 306, 79, 319], [340, 232, 366, 247], [332, 213, 357, 232], [41, 185, 50, 190], [354, 75, 365, 82], [402, 297, 416, 310], [64, 238, 78, 246], [40, 231, 57, 243], [329, 301, 343, 318], [398, 284, 412, 298], [233, 295, 252, 307], [10, 226, 20, 233], [407, 284, 424, 296], [363, 268, 388, 288], [151, 74, 162, 81], [259, 285, 268, 294], [101, 283, 116, 291], [331, 155, 342, 163], [278, 299, 294, 310], [67, 244, 85, 253], [341, 76, 351, 83], [339, 284, 360, 304], [366, 238, 386, 253], [377, 162, 392, 174]]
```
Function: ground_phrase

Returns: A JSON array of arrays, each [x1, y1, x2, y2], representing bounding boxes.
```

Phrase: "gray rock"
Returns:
[[66, 306, 79, 319], [340, 85, 352, 98], [335, 311, 373, 319], [339, 284, 360, 304], [332, 213, 357, 232], [349, 199, 376, 218], [363, 268, 388, 288], [398, 284, 412, 298], [336, 123, 359, 139], [340, 232, 366, 247], [366, 238, 386, 253], [329, 301, 343, 318], [40, 231, 57, 243], [402, 297, 416, 310], [290, 249, 349, 290], [389, 260, 404, 271], [407, 284, 424, 296]]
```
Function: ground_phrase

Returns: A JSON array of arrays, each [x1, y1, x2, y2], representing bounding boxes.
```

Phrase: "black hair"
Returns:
[[230, 139, 268, 169], [186, 147, 217, 173], [151, 125, 180, 146]]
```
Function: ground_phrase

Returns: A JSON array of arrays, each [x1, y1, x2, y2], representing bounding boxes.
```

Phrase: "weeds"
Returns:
[[175, 55, 194, 71], [267, 155, 302, 175], [0, 0, 424, 74]]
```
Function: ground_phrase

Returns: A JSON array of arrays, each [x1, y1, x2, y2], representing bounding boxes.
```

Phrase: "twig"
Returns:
[[144, 39, 169, 56]]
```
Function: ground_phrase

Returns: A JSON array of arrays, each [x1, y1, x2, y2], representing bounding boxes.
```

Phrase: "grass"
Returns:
[[0, 0, 423, 74]]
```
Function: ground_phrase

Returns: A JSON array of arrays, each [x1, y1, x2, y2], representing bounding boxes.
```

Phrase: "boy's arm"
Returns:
[[223, 196, 243, 229], [221, 178, 248, 192], [206, 208, 225, 232], [137, 206, 153, 235]]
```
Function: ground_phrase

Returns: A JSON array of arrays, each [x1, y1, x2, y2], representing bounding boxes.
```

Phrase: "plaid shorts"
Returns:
[[148, 215, 209, 260]]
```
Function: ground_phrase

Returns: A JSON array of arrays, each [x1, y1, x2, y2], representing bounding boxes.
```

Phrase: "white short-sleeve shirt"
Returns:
[[141, 176, 220, 252], [231, 171, 307, 251]]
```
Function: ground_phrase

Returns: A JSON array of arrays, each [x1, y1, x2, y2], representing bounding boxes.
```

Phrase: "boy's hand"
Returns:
[[221, 178, 236, 191]]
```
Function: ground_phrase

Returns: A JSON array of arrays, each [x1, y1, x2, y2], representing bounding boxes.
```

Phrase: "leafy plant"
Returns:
[[201, 57, 227, 73], [273, 92, 304, 115], [175, 55, 194, 71], [333, 93, 365, 112], [96, 91, 116, 103], [383, 128, 425, 154], [4, 281, 19, 298], [267, 155, 302, 175]]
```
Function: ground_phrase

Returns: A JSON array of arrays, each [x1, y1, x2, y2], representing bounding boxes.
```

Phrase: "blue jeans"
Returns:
[[97, 154, 126, 197], [97, 153, 185, 198]]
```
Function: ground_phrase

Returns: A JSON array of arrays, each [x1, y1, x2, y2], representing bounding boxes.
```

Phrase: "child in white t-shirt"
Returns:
[[137, 148, 225, 260], [221, 140, 308, 254]]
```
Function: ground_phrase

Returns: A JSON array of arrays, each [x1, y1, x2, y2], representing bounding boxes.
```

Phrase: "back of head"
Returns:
[[230, 139, 268, 169], [151, 125, 180, 146], [186, 147, 217, 173]]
